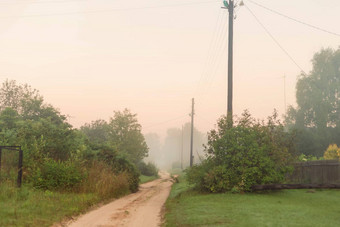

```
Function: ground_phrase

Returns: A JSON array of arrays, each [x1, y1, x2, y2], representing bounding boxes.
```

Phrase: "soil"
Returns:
[[66, 171, 173, 227]]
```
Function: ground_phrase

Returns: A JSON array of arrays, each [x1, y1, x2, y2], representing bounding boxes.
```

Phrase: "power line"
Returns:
[[194, 9, 224, 97], [246, 0, 340, 38], [143, 115, 187, 130], [0, 0, 86, 5], [0, 0, 221, 19], [244, 4, 306, 73], [195, 11, 228, 102]]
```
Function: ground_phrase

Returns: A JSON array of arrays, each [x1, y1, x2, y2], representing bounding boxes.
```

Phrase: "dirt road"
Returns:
[[67, 171, 173, 227]]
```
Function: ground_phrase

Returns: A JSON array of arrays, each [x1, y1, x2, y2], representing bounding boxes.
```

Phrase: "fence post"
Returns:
[[0, 147, 2, 182], [17, 148, 23, 188], [0, 147, 2, 171]]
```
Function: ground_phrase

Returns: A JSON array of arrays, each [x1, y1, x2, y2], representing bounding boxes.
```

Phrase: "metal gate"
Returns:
[[0, 146, 23, 187]]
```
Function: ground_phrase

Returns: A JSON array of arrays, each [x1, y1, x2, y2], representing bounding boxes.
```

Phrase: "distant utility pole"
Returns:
[[283, 74, 287, 114], [222, 0, 241, 126], [181, 125, 184, 170], [190, 98, 195, 167]]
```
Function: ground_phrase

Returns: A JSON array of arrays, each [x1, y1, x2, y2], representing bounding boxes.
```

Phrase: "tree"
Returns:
[[81, 119, 111, 150], [286, 48, 340, 156], [109, 109, 148, 164], [0, 80, 78, 161], [0, 79, 43, 115]]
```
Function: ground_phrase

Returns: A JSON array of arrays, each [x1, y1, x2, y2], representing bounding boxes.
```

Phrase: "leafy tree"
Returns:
[[109, 109, 148, 164], [0, 79, 42, 115], [286, 48, 340, 156], [81, 109, 148, 165], [0, 80, 78, 161], [81, 119, 111, 150]]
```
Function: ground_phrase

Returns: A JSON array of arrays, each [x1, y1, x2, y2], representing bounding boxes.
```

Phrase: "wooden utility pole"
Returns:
[[284, 74, 287, 114], [223, 0, 235, 126], [181, 125, 184, 169], [190, 98, 195, 167]]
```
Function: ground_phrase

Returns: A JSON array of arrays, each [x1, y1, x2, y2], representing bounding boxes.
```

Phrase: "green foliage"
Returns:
[[187, 110, 296, 192], [98, 150, 140, 193], [31, 159, 84, 191], [0, 80, 79, 162], [139, 175, 158, 184], [297, 153, 323, 162], [81, 109, 149, 165], [0, 183, 100, 227], [286, 48, 340, 156], [80, 161, 130, 199], [324, 144, 340, 160], [109, 109, 148, 164], [137, 161, 158, 177], [0, 80, 150, 225]]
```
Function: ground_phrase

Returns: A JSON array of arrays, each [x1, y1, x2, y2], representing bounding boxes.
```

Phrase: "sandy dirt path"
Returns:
[[66, 171, 173, 227]]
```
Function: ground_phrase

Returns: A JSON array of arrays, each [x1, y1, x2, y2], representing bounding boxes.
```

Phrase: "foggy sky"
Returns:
[[0, 0, 339, 137]]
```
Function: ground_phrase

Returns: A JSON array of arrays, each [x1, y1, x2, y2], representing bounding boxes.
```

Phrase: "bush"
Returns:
[[31, 159, 84, 191], [80, 161, 130, 199], [187, 110, 296, 192], [98, 150, 140, 193], [137, 161, 158, 177], [324, 144, 340, 160]]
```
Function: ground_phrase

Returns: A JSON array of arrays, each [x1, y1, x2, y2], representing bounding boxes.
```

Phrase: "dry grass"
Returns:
[[80, 161, 130, 199]]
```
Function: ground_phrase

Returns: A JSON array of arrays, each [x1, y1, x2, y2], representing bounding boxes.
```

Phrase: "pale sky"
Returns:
[[0, 0, 339, 137]]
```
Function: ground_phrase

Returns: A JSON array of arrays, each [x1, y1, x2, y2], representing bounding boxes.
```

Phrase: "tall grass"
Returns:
[[80, 161, 130, 199], [0, 161, 133, 226], [0, 182, 98, 227]]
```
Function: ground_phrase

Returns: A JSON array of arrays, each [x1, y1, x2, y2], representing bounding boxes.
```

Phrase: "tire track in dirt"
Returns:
[[66, 171, 173, 227]]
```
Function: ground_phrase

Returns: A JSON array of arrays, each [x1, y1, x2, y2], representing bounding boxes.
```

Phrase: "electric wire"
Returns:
[[196, 11, 226, 99], [244, 3, 306, 73], [0, 0, 221, 18], [143, 115, 188, 130], [194, 9, 223, 97], [198, 17, 228, 105], [196, 11, 228, 101], [0, 0, 86, 5], [246, 0, 340, 38]]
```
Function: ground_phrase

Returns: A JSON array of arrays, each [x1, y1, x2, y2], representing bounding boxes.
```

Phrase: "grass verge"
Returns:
[[140, 175, 159, 184], [0, 183, 101, 227], [164, 174, 340, 226]]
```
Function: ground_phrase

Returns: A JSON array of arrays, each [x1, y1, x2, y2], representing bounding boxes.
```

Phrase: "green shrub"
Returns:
[[324, 144, 340, 160], [187, 110, 296, 192], [137, 161, 158, 177], [80, 161, 130, 199], [31, 159, 84, 191], [98, 150, 140, 193]]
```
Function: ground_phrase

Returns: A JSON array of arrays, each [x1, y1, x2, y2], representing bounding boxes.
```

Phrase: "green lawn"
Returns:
[[0, 183, 100, 227], [164, 176, 340, 227]]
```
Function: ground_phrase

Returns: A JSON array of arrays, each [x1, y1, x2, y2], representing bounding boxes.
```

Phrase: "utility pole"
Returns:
[[223, 0, 237, 126], [181, 125, 184, 170], [283, 74, 287, 114], [190, 98, 195, 167]]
